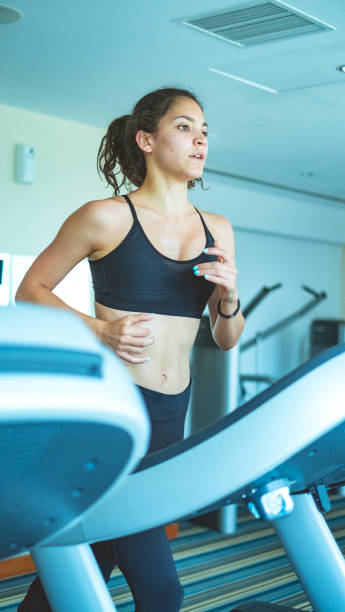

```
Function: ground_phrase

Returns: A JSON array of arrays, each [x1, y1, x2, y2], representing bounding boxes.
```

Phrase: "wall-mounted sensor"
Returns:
[[15, 144, 35, 184]]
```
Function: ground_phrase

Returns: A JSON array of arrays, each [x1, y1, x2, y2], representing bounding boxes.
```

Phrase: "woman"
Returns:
[[16, 87, 244, 611]]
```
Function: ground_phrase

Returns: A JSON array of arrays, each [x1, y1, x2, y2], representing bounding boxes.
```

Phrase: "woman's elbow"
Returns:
[[15, 280, 36, 304], [15, 285, 28, 304], [219, 339, 239, 352]]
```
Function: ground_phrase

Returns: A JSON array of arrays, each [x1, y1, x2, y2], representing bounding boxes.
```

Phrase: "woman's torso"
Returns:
[[89, 193, 216, 393]]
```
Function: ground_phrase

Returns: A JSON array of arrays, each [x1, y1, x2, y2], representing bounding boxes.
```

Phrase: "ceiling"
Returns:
[[1, 0, 345, 202]]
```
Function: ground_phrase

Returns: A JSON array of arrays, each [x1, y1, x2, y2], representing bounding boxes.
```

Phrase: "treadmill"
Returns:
[[1, 304, 345, 611]]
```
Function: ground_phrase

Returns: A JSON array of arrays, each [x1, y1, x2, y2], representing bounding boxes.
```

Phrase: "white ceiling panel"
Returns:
[[210, 41, 345, 92], [1, 0, 345, 201]]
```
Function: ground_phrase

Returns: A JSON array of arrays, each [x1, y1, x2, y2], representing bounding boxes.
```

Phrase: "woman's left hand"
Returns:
[[193, 240, 238, 303]]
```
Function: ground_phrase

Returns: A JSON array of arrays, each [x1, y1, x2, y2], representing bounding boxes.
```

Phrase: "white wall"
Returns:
[[341, 247, 345, 319], [0, 104, 107, 255], [197, 169, 345, 246]]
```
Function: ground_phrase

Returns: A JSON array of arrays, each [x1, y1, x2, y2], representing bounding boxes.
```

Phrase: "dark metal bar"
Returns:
[[241, 287, 327, 352], [242, 283, 282, 319]]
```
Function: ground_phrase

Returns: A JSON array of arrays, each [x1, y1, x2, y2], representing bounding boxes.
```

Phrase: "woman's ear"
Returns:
[[136, 130, 153, 154]]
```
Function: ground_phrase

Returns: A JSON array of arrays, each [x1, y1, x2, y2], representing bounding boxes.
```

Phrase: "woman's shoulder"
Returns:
[[64, 196, 132, 249], [72, 196, 134, 260], [76, 196, 130, 228], [81, 195, 127, 216]]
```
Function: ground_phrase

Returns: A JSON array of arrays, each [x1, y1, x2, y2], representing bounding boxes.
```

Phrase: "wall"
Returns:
[[197, 169, 345, 246], [0, 104, 107, 255], [341, 247, 345, 318], [0, 104, 110, 312]]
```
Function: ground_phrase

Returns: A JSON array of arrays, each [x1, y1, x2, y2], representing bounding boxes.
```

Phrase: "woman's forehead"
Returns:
[[166, 98, 205, 123]]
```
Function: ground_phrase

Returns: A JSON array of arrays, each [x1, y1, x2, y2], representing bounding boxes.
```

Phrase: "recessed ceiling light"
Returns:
[[0, 5, 23, 25]]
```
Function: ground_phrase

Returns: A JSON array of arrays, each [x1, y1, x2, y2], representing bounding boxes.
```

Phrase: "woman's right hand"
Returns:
[[100, 313, 155, 364]]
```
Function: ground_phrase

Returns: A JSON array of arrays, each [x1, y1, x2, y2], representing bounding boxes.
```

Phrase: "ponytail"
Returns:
[[97, 114, 146, 195]]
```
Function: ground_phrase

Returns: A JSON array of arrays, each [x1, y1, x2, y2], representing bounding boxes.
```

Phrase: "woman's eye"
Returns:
[[177, 125, 208, 137]]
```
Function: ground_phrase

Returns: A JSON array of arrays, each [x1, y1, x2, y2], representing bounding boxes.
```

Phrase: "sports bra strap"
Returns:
[[193, 206, 208, 232], [123, 194, 138, 221]]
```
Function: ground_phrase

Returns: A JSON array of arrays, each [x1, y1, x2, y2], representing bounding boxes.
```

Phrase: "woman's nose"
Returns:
[[195, 133, 207, 146]]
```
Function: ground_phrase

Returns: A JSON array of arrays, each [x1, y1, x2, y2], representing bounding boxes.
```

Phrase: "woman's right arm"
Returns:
[[16, 201, 154, 363], [16, 201, 106, 335]]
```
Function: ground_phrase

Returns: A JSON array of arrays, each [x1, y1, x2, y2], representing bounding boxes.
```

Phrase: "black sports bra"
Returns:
[[88, 195, 217, 318]]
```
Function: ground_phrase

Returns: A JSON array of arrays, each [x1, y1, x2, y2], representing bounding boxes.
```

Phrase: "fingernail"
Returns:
[[194, 270, 200, 275], [146, 357, 151, 362], [192, 265, 198, 270], [205, 274, 209, 279], [203, 248, 208, 253]]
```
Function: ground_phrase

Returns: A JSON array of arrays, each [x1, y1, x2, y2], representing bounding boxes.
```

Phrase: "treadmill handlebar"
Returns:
[[241, 287, 327, 352], [302, 285, 327, 299], [242, 283, 283, 319]]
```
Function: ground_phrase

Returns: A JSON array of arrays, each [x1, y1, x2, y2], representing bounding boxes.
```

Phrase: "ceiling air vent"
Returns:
[[175, 1, 335, 47]]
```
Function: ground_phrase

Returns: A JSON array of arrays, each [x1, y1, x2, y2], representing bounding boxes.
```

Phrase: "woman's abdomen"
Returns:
[[126, 312, 200, 393]]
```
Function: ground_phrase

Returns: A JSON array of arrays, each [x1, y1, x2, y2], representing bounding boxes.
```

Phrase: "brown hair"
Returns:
[[97, 87, 205, 195]]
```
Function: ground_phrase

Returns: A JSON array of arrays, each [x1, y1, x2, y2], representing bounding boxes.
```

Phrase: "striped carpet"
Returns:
[[2, 494, 345, 611]]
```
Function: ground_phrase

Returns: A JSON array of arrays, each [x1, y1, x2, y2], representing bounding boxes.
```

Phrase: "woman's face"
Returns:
[[148, 97, 208, 182]]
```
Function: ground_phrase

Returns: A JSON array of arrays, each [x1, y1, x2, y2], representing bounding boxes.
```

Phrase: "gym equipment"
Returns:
[[188, 284, 284, 532], [310, 318, 345, 357], [2, 304, 345, 611], [0, 304, 150, 611], [240, 285, 327, 353], [0, 254, 10, 306], [45, 324, 345, 611], [241, 283, 283, 319], [229, 602, 296, 611], [241, 285, 327, 396], [189, 315, 240, 532]]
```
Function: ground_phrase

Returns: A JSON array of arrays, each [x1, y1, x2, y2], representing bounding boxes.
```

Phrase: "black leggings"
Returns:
[[18, 381, 191, 612]]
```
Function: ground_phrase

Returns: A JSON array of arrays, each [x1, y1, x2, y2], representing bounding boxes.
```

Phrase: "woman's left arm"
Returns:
[[195, 215, 245, 351]]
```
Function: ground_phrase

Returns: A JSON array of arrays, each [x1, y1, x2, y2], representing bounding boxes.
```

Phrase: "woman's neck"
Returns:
[[133, 178, 192, 217]]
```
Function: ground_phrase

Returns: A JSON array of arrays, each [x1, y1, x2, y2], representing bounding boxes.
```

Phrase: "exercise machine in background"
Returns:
[[310, 318, 345, 357], [189, 284, 327, 533], [240, 285, 327, 398]]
